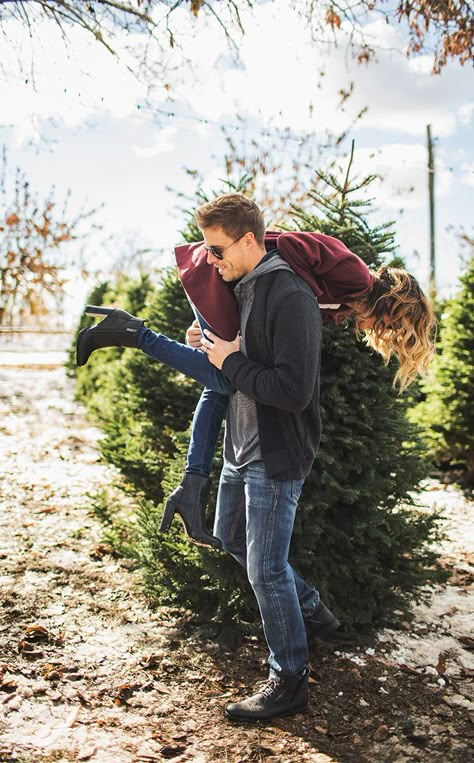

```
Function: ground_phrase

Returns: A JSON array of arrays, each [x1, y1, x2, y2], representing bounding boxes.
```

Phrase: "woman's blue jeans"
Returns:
[[137, 325, 231, 475], [214, 460, 319, 677]]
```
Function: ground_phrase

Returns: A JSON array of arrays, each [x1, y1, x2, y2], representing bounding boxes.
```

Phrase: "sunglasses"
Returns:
[[203, 233, 246, 260]]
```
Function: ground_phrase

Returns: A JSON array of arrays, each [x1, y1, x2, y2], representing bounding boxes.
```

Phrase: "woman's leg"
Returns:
[[137, 326, 234, 395], [154, 317, 231, 546], [160, 385, 228, 547], [155, 309, 231, 547], [186, 387, 228, 476]]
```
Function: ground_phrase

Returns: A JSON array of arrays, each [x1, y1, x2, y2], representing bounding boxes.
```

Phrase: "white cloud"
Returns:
[[133, 127, 177, 157], [458, 102, 474, 126], [0, 17, 147, 144], [461, 163, 474, 187], [159, 3, 351, 138], [1, 4, 472, 148], [0, 1, 471, 303], [324, 19, 474, 138], [349, 143, 453, 210], [137, 7, 472, 145]]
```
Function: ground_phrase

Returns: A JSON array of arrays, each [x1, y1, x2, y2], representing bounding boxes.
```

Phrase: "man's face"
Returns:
[[201, 226, 250, 282]]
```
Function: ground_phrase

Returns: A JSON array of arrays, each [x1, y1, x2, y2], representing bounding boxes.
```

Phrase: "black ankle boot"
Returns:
[[225, 668, 309, 722], [76, 305, 147, 367], [304, 600, 341, 644], [159, 473, 222, 549]]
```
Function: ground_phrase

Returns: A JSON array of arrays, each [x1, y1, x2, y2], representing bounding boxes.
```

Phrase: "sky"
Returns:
[[0, 1, 473, 325]]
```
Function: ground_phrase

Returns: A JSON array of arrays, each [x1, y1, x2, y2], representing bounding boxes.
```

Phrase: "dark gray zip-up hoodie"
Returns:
[[222, 252, 322, 481], [224, 254, 294, 469]]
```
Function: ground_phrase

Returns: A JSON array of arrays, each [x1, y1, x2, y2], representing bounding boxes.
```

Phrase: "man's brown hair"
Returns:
[[195, 193, 266, 247]]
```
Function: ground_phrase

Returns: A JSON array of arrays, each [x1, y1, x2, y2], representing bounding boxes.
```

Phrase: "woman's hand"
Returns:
[[201, 329, 241, 370], [186, 319, 203, 348]]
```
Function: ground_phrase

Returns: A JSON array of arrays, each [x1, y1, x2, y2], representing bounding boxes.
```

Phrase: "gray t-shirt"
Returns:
[[224, 253, 294, 470]]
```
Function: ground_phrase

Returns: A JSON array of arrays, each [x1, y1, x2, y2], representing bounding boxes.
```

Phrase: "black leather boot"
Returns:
[[225, 668, 309, 722], [76, 305, 147, 367], [159, 473, 222, 549], [304, 600, 341, 644]]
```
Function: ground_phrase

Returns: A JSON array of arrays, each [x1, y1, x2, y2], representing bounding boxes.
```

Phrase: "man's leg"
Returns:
[[218, 461, 310, 721], [213, 461, 247, 566], [214, 463, 327, 628], [243, 461, 308, 677]]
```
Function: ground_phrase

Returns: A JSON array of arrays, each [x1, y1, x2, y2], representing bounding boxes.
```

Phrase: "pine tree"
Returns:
[[282, 152, 442, 628], [411, 257, 474, 486]]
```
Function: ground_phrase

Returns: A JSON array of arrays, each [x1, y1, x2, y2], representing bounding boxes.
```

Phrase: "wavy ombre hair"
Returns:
[[351, 266, 437, 392]]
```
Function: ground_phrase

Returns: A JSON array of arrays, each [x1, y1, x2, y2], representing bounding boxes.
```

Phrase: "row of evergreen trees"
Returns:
[[70, 166, 469, 637], [410, 256, 474, 487]]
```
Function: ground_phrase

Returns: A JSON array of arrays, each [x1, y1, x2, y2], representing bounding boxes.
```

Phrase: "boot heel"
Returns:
[[85, 305, 115, 317], [160, 474, 222, 549], [159, 493, 179, 533]]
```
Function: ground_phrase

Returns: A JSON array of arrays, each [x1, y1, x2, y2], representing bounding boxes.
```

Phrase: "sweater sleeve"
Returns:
[[222, 291, 321, 413], [276, 231, 374, 304]]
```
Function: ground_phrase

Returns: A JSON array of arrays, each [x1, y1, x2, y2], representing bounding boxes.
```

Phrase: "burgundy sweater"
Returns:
[[174, 231, 374, 341]]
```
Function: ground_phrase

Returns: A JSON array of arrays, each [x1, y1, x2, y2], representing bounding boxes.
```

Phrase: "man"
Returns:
[[76, 192, 340, 721], [191, 193, 339, 721]]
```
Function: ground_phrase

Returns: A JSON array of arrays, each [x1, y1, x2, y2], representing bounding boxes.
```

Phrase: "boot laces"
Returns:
[[260, 678, 279, 700]]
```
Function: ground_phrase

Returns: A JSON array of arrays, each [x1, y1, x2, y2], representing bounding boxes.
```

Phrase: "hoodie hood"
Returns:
[[233, 251, 293, 300], [234, 252, 293, 354]]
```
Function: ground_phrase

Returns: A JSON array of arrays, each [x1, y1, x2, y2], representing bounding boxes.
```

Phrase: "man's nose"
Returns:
[[206, 251, 218, 265]]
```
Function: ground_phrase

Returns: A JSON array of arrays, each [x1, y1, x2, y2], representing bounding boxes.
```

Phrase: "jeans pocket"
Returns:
[[291, 478, 304, 502]]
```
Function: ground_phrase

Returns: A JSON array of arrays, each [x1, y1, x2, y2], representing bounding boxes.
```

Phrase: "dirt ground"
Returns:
[[0, 363, 473, 763]]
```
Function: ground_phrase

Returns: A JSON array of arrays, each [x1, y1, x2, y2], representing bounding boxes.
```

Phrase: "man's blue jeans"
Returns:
[[214, 460, 319, 677], [138, 325, 231, 475]]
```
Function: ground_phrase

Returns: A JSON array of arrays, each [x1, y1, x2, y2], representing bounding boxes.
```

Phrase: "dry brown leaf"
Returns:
[[43, 663, 64, 680], [436, 651, 448, 675], [0, 680, 17, 694], [314, 724, 329, 735], [25, 625, 48, 640], [459, 636, 474, 650], [114, 683, 137, 705]]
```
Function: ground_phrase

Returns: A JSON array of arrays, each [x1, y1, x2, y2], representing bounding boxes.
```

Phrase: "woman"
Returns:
[[77, 230, 436, 548]]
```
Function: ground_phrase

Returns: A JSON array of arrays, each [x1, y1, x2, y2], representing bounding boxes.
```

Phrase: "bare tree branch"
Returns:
[[0, 0, 471, 87]]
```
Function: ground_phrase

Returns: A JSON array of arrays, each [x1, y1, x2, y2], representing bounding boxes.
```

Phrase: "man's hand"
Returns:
[[201, 329, 241, 370], [186, 319, 202, 348]]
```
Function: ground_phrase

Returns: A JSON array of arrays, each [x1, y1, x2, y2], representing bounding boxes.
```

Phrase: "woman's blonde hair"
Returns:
[[351, 266, 437, 392]]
